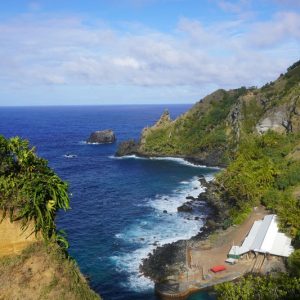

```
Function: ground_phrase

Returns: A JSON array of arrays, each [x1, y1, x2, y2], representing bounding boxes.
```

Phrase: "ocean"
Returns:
[[0, 105, 217, 300]]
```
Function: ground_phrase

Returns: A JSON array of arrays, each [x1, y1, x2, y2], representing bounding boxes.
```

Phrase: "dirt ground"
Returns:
[[0, 216, 37, 257], [184, 206, 269, 281], [0, 242, 100, 300]]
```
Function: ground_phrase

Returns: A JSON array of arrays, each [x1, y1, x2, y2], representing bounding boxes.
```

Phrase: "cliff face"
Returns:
[[0, 215, 37, 257], [0, 136, 101, 300], [0, 208, 100, 300], [0, 242, 100, 300], [0, 203, 100, 300], [117, 61, 300, 167]]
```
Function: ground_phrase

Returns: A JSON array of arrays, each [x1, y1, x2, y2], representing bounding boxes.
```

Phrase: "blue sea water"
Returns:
[[0, 105, 217, 300]]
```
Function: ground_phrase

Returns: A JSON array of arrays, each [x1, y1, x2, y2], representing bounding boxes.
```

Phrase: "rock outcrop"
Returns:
[[153, 109, 171, 127], [115, 139, 138, 156], [87, 130, 116, 144], [256, 94, 300, 134]]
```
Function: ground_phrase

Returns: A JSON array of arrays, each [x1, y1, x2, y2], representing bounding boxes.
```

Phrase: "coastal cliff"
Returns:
[[0, 136, 100, 300], [0, 215, 39, 258], [117, 60, 300, 167], [117, 60, 300, 298]]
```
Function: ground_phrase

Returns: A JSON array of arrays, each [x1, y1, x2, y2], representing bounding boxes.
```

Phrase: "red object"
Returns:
[[210, 265, 226, 273]]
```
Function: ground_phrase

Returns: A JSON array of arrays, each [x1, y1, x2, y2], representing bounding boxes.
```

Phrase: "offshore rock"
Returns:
[[87, 130, 116, 144]]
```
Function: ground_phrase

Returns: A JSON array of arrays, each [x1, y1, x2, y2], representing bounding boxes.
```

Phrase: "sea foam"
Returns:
[[111, 176, 209, 292], [109, 154, 221, 169]]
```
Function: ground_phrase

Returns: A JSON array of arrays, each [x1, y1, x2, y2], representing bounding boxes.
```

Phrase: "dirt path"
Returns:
[[155, 207, 272, 298]]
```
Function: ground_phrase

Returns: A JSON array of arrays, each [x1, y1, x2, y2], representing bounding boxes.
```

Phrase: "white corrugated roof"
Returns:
[[228, 215, 294, 257]]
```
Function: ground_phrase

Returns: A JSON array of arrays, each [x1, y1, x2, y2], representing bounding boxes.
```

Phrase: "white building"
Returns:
[[228, 215, 294, 259]]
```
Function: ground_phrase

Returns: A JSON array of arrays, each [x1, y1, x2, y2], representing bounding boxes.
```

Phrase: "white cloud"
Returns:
[[0, 11, 299, 102], [113, 57, 142, 69], [248, 12, 300, 47]]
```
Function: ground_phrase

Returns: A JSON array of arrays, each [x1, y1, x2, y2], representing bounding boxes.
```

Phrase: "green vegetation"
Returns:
[[141, 88, 247, 164], [216, 131, 300, 236], [0, 242, 100, 299], [140, 61, 300, 165], [288, 249, 300, 277], [140, 61, 300, 236], [0, 136, 70, 246], [0, 135, 100, 299], [215, 274, 300, 300], [211, 63, 300, 299], [136, 61, 300, 298]]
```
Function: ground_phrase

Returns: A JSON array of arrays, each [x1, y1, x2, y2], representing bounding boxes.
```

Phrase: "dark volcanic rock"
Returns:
[[141, 179, 231, 283], [115, 139, 138, 156], [141, 240, 187, 281], [185, 196, 196, 200], [198, 175, 208, 187], [177, 203, 193, 213], [87, 130, 116, 144]]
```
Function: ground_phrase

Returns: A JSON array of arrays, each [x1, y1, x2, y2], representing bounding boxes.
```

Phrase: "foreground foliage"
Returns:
[[0, 136, 101, 298], [215, 274, 300, 300], [0, 136, 70, 245]]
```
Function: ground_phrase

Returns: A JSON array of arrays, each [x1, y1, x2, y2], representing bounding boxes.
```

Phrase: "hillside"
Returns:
[[0, 242, 100, 300], [117, 60, 300, 234], [117, 60, 300, 167], [118, 61, 300, 298], [0, 136, 100, 300]]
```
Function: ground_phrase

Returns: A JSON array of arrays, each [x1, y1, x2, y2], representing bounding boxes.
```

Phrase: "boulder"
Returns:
[[87, 130, 116, 144], [177, 204, 193, 213]]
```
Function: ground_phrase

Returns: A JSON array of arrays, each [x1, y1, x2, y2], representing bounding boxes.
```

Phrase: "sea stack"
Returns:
[[87, 129, 116, 144]]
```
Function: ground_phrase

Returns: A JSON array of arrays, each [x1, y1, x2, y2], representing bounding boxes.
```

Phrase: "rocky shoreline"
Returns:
[[140, 174, 229, 284], [115, 140, 227, 168], [115, 134, 230, 288]]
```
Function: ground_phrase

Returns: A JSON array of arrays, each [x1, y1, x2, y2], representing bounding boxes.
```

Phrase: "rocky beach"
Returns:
[[140, 174, 226, 285]]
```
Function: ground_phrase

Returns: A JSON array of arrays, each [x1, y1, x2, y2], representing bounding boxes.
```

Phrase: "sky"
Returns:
[[0, 0, 299, 106]]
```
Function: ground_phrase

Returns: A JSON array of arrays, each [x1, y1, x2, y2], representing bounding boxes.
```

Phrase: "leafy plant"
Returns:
[[215, 274, 300, 300], [0, 136, 70, 242]]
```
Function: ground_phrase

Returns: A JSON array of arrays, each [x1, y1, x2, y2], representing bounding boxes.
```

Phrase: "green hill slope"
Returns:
[[118, 62, 300, 295], [117, 60, 300, 167]]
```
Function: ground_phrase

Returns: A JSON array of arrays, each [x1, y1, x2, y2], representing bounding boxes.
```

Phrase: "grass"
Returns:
[[0, 242, 101, 300]]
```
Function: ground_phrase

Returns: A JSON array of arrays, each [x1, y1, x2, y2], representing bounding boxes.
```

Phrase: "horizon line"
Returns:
[[0, 102, 196, 108]]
